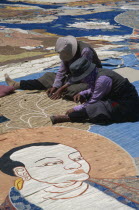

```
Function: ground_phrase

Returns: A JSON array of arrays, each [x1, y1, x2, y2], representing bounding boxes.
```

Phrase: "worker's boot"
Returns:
[[4, 74, 20, 89], [50, 115, 71, 124]]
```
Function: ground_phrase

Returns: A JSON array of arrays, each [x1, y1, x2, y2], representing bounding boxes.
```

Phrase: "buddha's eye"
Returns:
[[37, 160, 63, 167], [44, 161, 63, 166], [73, 156, 83, 162]]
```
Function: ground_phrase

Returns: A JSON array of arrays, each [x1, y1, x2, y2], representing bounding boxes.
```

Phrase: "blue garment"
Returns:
[[9, 187, 42, 210]]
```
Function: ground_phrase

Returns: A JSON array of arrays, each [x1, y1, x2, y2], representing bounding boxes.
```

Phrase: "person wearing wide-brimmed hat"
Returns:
[[50, 57, 139, 124], [5, 35, 102, 101]]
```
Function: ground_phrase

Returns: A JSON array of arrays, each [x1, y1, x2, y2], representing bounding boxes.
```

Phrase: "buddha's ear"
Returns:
[[13, 166, 31, 181]]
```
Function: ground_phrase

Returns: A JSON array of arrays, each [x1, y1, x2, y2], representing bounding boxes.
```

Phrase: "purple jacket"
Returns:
[[73, 69, 113, 111]]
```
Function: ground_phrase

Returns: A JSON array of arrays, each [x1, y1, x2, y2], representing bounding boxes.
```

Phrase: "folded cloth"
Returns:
[[0, 85, 15, 97]]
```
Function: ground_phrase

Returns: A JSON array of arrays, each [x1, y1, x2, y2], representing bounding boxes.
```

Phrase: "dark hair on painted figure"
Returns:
[[0, 142, 59, 176]]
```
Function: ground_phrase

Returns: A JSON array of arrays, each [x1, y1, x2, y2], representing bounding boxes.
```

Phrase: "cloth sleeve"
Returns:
[[53, 61, 69, 88], [73, 76, 112, 111], [81, 47, 94, 62], [79, 88, 92, 97]]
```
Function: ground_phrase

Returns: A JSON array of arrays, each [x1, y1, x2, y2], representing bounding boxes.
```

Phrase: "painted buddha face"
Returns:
[[11, 144, 90, 184]]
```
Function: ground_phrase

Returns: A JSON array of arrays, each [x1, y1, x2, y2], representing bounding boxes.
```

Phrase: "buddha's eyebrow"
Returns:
[[70, 151, 79, 155], [35, 157, 56, 163], [69, 151, 80, 157]]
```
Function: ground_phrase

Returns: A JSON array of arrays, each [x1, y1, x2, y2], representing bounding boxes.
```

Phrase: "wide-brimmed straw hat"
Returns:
[[55, 35, 77, 61], [70, 57, 96, 83]]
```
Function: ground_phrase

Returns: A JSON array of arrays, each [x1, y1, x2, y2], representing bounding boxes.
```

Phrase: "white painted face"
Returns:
[[10, 144, 90, 184]]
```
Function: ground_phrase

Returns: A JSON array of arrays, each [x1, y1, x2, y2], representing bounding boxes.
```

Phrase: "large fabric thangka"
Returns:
[[0, 0, 139, 209]]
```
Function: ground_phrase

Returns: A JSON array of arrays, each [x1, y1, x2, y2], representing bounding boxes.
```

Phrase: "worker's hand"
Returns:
[[74, 94, 81, 103], [49, 89, 63, 100], [47, 87, 57, 97], [66, 108, 75, 115], [74, 94, 86, 104]]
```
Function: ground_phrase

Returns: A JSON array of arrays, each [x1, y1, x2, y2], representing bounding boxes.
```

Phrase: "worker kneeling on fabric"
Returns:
[[50, 57, 139, 125]]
